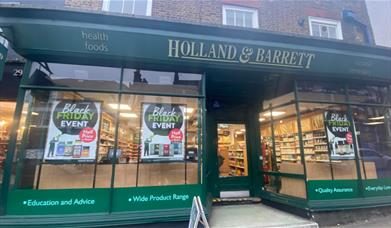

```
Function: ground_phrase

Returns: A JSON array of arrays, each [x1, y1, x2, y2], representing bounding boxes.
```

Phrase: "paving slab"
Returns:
[[209, 204, 318, 228]]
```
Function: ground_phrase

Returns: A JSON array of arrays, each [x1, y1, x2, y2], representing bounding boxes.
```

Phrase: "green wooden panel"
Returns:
[[6, 188, 110, 215], [307, 180, 359, 200], [363, 178, 391, 197], [112, 184, 202, 212], [0, 10, 389, 80]]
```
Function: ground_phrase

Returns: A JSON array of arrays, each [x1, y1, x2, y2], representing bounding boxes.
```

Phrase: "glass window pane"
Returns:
[[134, 0, 148, 15], [28, 62, 122, 91], [0, 101, 16, 185], [16, 90, 118, 189], [299, 102, 358, 180], [320, 24, 329, 37], [122, 69, 202, 95], [348, 84, 390, 104], [218, 124, 248, 177], [297, 80, 346, 102], [123, 0, 134, 14], [226, 9, 235, 26], [244, 12, 253, 28], [108, 0, 124, 13], [236, 11, 244, 27], [352, 106, 391, 179], [113, 94, 201, 186], [328, 26, 337, 39], [311, 23, 320, 37]]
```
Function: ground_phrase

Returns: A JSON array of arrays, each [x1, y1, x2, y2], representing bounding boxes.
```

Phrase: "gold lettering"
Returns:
[[281, 51, 290, 65], [297, 52, 306, 66], [208, 44, 217, 58], [256, 48, 265, 62], [272, 50, 282, 64], [227, 45, 237, 60], [190, 42, 199, 57], [199, 42, 208, 58], [305, 53, 316, 69], [217, 44, 227, 59], [289, 52, 298, 65], [180, 41, 191, 56], [168, 39, 180, 57], [264, 50, 272, 62]]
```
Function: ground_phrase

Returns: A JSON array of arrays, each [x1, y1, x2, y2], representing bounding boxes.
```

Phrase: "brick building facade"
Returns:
[[62, 0, 373, 45]]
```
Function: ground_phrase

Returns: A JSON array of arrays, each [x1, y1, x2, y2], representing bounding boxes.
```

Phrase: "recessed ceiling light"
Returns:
[[368, 116, 384, 121], [108, 103, 131, 110], [263, 111, 286, 117], [259, 118, 265, 122], [120, 113, 137, 118], [31, 112, 39, 116], [363, 121, 384, 125]]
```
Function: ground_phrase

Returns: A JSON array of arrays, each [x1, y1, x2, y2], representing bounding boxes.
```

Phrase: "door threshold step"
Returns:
[[213, 197, 261, 206]]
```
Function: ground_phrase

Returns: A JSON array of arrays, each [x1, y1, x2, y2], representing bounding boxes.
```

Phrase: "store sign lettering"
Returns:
[[314, 187, 354, 194], [22, 198, 96, 207], [128, 194, 190, 203], [168, 39, 316, 69]]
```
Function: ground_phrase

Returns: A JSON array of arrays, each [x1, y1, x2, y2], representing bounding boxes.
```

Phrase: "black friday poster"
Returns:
[[324, 111, 355, 159], [44, 100, 101, 162], [141, 103, 186, 161]]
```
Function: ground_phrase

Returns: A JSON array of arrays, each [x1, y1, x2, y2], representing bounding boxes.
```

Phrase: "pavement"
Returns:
[[209, 204, 318, 228]]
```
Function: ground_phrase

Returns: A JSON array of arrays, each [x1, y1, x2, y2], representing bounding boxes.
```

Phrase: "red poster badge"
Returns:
[[346, 131, 353, 145], [79, 127, 96, 143], [168, 128, 183, 142]]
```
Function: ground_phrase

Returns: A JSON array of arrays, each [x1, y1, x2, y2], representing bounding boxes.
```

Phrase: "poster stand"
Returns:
[[188, 196, 209, 228]]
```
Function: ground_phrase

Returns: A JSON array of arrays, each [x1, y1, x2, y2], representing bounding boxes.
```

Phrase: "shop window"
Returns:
[[15, 90, 118, 189], [102, 0, 152, 16], [347, 84, 390, 104], [222, 5, 259, 28], [27, 62, 122, 91], [0, 101, 16, 184], [308, 17, 343, 40], [122, 69, 202, 95], [114, 94, 201, 187], [299, 102, 358, 180], [351, 106, 391, 179], [297, 81, 347, 102]]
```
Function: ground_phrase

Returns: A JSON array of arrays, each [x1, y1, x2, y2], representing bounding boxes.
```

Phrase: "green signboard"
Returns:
[[112, 184, 202, 212], [363, 178, 391, 197], [307, 180, 359, 200], [0, 14, 390, 80], [6, 188, 110, 215]]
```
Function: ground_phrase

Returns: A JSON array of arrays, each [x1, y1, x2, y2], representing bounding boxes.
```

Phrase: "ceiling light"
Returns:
[[259, 118, 265, 122], [108, 103, 131, 110], [235, 131, 243, 134], [368, 116, 384, 121], [120, 113, 137, 118], [32, 112, 39, 116], [0, 120, 6, 126], [363, 121, 384, 125], [186, 108, 194, 113], [240, 129, 245, 132], [263, 111, 286, 117]]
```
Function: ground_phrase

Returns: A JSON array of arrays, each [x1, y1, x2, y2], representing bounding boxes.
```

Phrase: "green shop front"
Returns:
[[0, 7, 390, 227]]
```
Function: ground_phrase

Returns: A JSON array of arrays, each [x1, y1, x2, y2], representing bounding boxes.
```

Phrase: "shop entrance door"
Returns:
[[217, 123, 251, 193]]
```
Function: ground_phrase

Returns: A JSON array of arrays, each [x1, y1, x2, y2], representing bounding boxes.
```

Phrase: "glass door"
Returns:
[[217, 123, 250, 192]]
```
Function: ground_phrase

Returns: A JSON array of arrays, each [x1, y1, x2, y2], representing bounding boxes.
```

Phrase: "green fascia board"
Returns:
[[308, 196, 391, 211], [0, 7, 390, 80]]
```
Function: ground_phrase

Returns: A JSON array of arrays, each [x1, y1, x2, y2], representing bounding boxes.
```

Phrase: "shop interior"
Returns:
[[217, 123, 248, 177]]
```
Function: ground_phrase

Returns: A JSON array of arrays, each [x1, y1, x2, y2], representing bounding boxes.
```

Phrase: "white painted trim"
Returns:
[[146, 0, 153, 16], [222, 4, 259, 29], [102, 0, 152, 16], [308, 16, 343, 40]]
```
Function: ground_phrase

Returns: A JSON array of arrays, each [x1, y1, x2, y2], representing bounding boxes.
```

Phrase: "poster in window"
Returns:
[[324, 111, 355, 159], [141, 103, 186, 162], [44, 100, 101, 162]]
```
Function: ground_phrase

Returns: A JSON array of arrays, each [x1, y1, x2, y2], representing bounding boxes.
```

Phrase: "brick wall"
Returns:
[[64, 0, 103, 11], [64, 0, 373, 45]]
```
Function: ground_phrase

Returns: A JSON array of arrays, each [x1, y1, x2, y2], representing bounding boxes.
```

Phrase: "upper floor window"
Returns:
[[222, 5, 259, 29], [308, 17, 343, 40], [102, 0, 152, 16]]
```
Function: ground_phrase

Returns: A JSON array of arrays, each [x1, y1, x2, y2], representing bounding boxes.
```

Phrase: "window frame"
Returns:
[[102, 0, 153, 16], [308, 16, 343, 40], [222, 4, 259, 29]]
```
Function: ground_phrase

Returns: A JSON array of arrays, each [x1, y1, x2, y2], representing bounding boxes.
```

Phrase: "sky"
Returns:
[[366, 0, 391, 47]]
